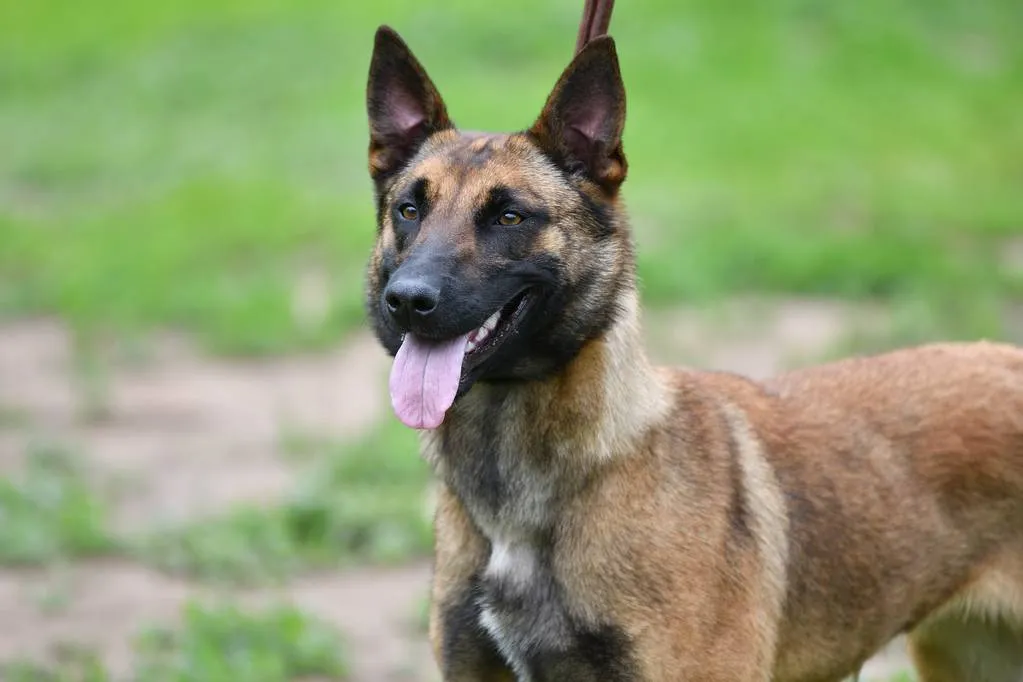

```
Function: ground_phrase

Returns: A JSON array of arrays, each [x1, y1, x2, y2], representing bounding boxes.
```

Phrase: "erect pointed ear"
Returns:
[[529, 36, 626, 192], [366, 26, 453, 184]]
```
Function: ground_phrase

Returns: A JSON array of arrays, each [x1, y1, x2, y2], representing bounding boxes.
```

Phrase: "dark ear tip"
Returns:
[[374, 25, 406, 49], [574, 34, 620, 72], [587, 34, 616, 49], [579, 34, 617, 57]]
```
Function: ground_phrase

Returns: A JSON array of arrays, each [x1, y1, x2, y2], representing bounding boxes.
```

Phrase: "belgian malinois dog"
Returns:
[[362, 11, 1023, 682]]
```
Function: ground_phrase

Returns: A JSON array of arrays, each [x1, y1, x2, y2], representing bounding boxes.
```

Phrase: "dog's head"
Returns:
[[365, 27, 634, 429]]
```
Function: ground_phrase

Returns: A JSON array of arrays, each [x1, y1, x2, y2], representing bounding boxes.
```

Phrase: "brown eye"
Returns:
[[498, 211, 523, 226], [398, 203, 418, 221]]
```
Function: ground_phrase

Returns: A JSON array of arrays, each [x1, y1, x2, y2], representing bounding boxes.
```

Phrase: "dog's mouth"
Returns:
[[388, 290, 534, 430], [463, 289, 532, 369]]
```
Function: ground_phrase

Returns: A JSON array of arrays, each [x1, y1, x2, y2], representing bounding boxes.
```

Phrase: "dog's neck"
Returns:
[[423, 286, 670, 537]]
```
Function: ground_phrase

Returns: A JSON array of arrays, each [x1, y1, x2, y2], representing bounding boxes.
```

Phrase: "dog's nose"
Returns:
[[384, 277, 440, 327]]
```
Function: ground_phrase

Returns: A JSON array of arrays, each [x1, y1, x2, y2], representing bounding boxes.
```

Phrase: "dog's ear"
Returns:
[[530, 36, 626, 192], [366, 26, 453, 184]]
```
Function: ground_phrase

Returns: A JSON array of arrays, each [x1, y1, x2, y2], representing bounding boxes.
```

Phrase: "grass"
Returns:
[[1, 0, 1020, 353], [138, 421, 430, 582], [0, 443, 115, 564], [1, 601, 347, 681], [133, 601, 346, 681], [2, 645, 109, 682]]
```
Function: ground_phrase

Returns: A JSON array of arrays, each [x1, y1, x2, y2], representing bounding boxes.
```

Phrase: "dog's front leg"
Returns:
[[429, 584, 515, 682], [429, 486, 516, 682]]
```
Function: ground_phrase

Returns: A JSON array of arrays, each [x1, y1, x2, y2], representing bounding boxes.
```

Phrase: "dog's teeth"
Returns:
[[465, 311, 501, 356]]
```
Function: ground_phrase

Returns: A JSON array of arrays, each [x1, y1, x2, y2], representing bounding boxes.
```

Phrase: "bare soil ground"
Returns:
[[0, 299, 914, 681]]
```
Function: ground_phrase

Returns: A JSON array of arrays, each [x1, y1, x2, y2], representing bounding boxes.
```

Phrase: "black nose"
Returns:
[[384, 277, 440, 328]]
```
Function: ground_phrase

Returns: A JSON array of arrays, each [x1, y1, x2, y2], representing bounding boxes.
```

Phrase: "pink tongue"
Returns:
[[389, 332, 469, 429]]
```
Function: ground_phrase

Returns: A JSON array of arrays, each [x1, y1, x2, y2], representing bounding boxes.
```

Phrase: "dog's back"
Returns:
[[695, 342, 1023, 680]]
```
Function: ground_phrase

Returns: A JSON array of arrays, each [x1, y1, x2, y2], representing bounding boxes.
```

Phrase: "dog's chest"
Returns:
[[478, 538, 570, 679], [448, 473, 623, 680], [475, 536, 637, 682], [433, 414, 637, 680], [454, 474, 572, 677]]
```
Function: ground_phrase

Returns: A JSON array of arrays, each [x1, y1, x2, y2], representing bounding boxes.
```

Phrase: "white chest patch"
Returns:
[[478, 539, 546, 681], [485, 540, 539, 587]]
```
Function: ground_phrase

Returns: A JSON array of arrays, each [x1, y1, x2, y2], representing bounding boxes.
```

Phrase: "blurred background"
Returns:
[[0, 0, 1020, 679]]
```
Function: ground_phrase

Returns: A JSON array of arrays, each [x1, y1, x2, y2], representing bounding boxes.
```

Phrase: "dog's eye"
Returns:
[[497, 211, 523, 226], [397, 203, 419, 221]]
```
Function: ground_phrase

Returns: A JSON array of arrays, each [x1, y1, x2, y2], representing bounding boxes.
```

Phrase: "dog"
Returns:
[[362, 23, 1023, 682]]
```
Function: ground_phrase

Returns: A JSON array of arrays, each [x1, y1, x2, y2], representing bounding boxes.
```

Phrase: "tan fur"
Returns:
[[384, 138, 1023, 679], [427, 290, 1023, 680]]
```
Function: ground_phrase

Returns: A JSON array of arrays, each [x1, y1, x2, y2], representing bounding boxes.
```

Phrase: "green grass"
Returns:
[[139, 421, 430, 582], [133, 601, 347, 681], [1, 601, 347, 681], [0, 444, 116, 564], [1, 0, 1020, 353], [2, 644, 109, 682]]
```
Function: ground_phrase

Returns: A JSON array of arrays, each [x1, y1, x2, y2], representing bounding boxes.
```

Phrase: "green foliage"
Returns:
[[0, 444, 115, 564], [2, 644, 110, 682], [133, 601, 346, 681], [2, 0, 1020, 352], [1, 601, 347, 681], [139, 421, 430, 582]]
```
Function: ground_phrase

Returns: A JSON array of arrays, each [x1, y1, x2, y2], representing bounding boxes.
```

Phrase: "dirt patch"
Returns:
[[0, 560, 435, 682], [0, 318, 439, 681], [0, 560, 192, 676], [0, 306, 916, 681], [0, 319, 391, 531], [644, 296, 889, 378], [287, 563, 437, 682]]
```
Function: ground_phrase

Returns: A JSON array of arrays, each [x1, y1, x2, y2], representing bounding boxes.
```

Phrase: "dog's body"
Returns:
[[363, 26, 1023, 682]]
